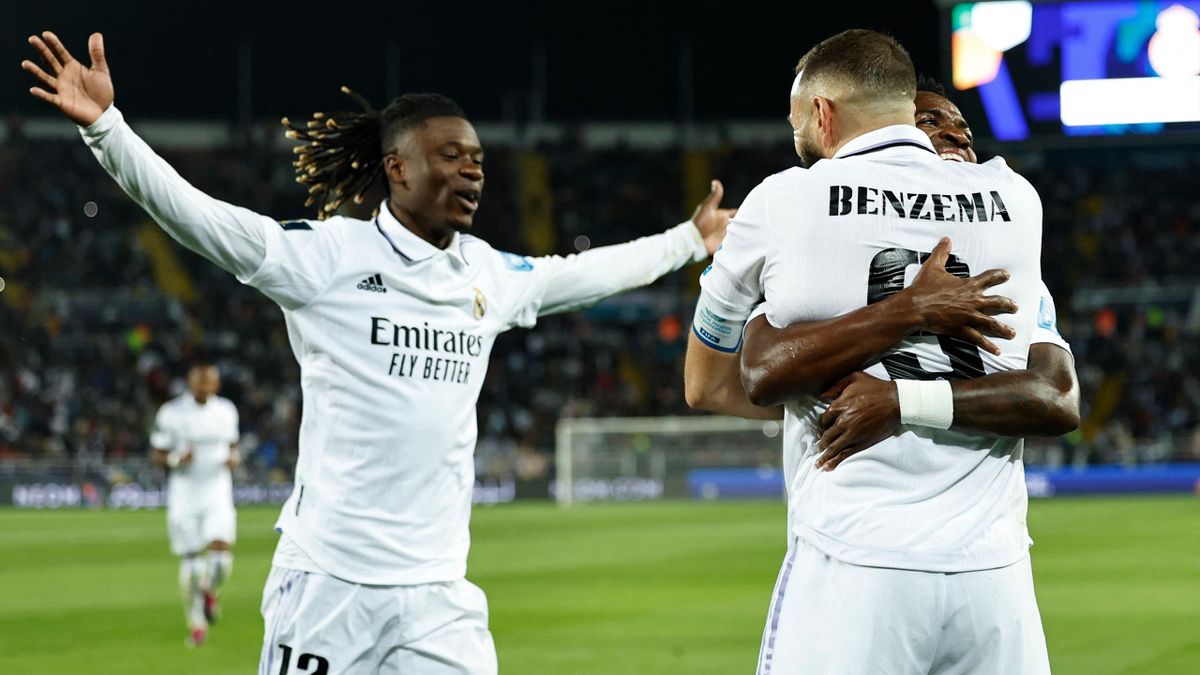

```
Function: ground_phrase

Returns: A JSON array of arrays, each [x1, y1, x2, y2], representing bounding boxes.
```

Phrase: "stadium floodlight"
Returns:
[[554, 415, 784, 507], [969, 1, 1033, 52]]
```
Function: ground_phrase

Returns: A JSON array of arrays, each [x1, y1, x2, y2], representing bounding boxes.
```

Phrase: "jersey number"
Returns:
[[867, 248, 985, 381], [278, 644, 329, 675]]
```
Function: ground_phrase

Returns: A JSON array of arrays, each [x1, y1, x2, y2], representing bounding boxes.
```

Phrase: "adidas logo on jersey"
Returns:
[[357, 274, 387, 293]]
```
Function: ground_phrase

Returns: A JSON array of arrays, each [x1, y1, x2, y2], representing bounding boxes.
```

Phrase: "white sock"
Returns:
[[179, 556, 207, 630], [206, 550, 233, 593]]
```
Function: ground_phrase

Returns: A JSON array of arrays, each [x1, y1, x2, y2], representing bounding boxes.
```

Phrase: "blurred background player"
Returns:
[[149, 361, 240, 647], [22, 30, 732, 674]]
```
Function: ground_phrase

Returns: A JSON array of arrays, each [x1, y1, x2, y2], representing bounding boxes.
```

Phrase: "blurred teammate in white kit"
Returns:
[[150, 362, 240, 647]]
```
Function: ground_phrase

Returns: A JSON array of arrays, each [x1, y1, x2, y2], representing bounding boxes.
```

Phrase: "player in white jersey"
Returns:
[[684, 77, 1076, 423], [23, 31, 732, 674], [150, 362, 241, 647], [685, 31, 1078, 674], [744, 79, 1076, 470], [688, 75, 1079, 670], [688, 77, 1077, 456]]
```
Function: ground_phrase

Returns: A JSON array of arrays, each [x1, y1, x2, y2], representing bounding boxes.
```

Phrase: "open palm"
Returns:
[[21, 31, 113, 127]]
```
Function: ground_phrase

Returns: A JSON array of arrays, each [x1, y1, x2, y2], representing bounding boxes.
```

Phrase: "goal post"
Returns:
[[554, 415, 784, 507]]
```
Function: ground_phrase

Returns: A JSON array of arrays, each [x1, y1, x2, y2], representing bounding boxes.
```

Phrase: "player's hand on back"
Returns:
[[690, 179, 737, 256], [814, 372, 900, 471], [906, 237, 1017, 356], [22, 31, 113, 127], [178, 449, 195, 468]]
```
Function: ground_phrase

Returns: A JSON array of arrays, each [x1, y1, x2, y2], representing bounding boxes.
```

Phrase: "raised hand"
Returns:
[[814, 372, 900, 471], [22, 31, 113, 127], [689, 179, 737, 256], [907, 237, 1017, 356]]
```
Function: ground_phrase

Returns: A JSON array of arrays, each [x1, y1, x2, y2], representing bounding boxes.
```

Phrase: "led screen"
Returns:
[[948, 1, 1200, 140]]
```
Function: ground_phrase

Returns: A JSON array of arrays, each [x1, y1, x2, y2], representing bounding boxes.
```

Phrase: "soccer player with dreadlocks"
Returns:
[[23, 32, 733, 672]]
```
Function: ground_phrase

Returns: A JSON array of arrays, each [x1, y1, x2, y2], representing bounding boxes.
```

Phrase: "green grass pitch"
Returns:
[[0, 497, 1196, 674]]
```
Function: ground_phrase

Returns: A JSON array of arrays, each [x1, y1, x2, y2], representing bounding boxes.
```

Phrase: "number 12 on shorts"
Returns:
[[867, 247, 986, 380], [278, 643, 329, 675]]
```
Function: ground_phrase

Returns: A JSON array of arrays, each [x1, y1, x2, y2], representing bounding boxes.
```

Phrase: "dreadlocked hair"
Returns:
[[283, 88, 466, 219]]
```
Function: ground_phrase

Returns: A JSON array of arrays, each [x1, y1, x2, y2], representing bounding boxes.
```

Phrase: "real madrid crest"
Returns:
[[473, 287, 487, 320]]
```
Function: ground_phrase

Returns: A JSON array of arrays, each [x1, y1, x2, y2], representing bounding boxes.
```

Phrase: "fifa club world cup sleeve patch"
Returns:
[[1037, 295, 1059, 335], [499, 251, 534, 272], [1032, 288, 1072, 353], [692, 294, 746, 352]]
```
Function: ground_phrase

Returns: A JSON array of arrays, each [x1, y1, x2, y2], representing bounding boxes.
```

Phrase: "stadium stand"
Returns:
[[1, 122, 1197, 490]]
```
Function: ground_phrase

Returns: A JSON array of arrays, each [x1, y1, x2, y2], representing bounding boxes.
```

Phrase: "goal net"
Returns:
[[554, 415, 784, 506]]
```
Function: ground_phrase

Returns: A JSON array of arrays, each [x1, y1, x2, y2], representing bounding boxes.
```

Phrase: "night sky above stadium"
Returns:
[[1, 0, 940, 121]]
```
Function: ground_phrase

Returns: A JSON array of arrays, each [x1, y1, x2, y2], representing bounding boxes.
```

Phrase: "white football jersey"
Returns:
[[82, 106, 708, 585], [701, 125, 1049, 572], [151, 394, 239, 514]]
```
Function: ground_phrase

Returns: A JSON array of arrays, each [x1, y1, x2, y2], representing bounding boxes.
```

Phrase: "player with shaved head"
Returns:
[[686, 30, 1072, 674]]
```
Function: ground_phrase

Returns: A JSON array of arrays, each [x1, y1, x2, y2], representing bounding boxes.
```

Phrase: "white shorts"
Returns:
[[757, 537, 1050, 675], [258, 566, 497, 675], [167, 506, 237, 556]]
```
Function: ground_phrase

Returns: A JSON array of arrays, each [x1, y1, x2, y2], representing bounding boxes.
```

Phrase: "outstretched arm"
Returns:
[[23, 32, 268, 277], [533, 181, 733, 317], [739, 238, 1017, 406], [813, 343, 1080, 469], [21, 32, 332, 308]]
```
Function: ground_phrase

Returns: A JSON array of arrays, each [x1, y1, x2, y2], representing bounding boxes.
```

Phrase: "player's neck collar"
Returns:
[[375, 201, 468, 266], [834, 125, 937, 160]]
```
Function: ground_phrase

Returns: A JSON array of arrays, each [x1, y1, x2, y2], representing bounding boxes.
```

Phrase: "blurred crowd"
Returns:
[[1, 122, 1197, 483]]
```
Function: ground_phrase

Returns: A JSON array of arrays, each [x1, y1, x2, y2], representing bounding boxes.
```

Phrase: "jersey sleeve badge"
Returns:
[[1038, 296, 1060, 335], [499, 251, 534, 272]]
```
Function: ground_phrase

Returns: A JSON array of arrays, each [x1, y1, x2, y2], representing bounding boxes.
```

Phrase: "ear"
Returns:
[[383, 154, 406, 189], [813, 97, 838, 152]]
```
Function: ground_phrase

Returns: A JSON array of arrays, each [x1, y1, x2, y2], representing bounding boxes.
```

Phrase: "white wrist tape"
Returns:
[[166, 453, 181, 469], [896, 379, 954, 430]]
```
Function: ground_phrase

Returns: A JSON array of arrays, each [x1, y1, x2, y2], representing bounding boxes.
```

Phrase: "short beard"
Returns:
[[797, 136, 824, 169]]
